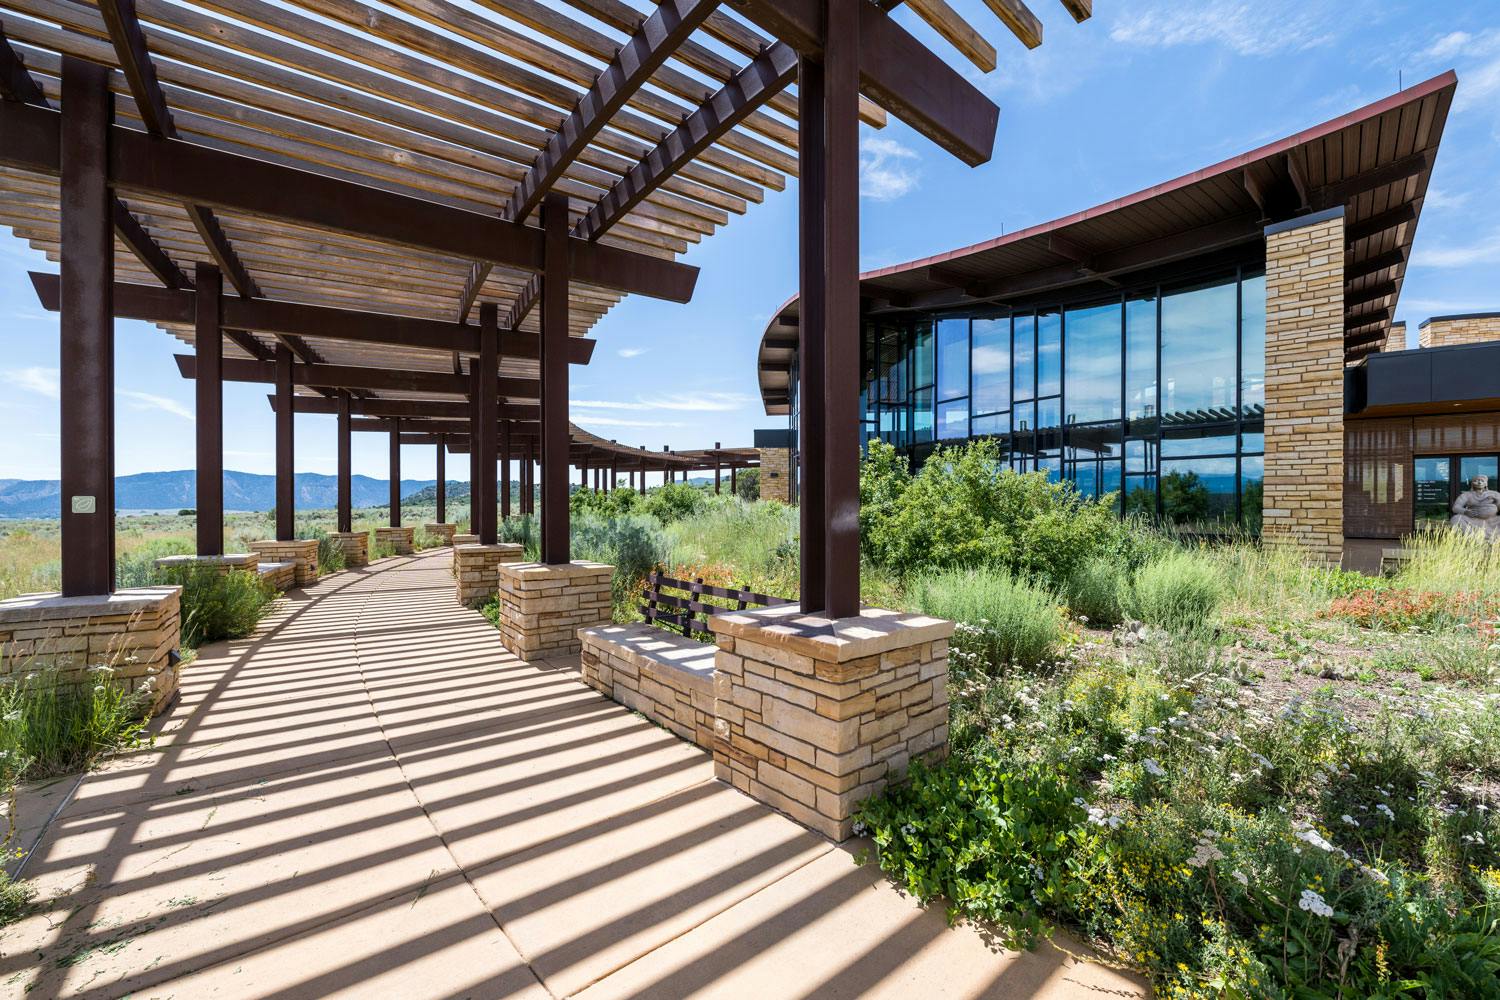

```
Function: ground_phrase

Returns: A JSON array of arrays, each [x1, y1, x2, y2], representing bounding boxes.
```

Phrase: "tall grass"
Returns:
[[663, 498, 799, 598], [572, 513, 670, 616], [502, 514, 540, 561], [1127, 548, 1227, 632], [910, 567, 1062, 669], [153, 565, 277, 648], [0, 667, 150, 785], [1394, 527, 1500, 598]]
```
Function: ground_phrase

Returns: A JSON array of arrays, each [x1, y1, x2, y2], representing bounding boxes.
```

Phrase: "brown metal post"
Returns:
[[336, 391, 352, 533], [580, 463, 587, 488], [731, 465, 738, 496], [388, 416, 401, 527], [435, 434, 446, 524], [194, 263, 223, 556], [477, 303, 499, 544], [500, 420, 512, 521], [59, 57, 115, 596], [526, 441, 536, 514], [540, 193, 570, 564], [797, 52, 827, 613], [822, 0, 862, 618], [467, 367, 479, 526], [274, 342, 295, 541], [714, 441, 721, 494]]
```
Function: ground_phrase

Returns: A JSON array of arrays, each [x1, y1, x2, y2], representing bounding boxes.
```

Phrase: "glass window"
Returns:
[[1038, 455, 1061, 481], [911, 321, 934, 389], [1125, 295, 1157, 426], [1125, 474, 1157, 518], [1414, 457, 1451, 527], [937, 398, 969, 440], [1460, 456, 1499, 488], [1161, 278, 1237, 421], [1161, 457, 1237, 529], [972, 318, 1009, 414], [1066, 422, 1122, 500], [972, 412, 1007, 436], [912, 387, 934, 444], [1064, 302, 1122, 424], [1013, 314, 1035, 401], [1241, 456, 1263, 535], [1241, 271, 1266, 419], [1125, 437, 1155, 473], [1162, 429, 1236, 457], [1038, 309, 1061, 397], [1037, 397, 1062, 452], [936, 318, 969, 402]]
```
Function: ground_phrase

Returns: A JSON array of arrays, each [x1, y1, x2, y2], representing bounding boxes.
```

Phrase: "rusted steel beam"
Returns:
[[194, 263, 223, 556], [111, 198, 191, 288], [268, 395, 539, 421], [505, 273, 541, 331], [174, 354, 539, 397], [507, 0, 720, 225], [500, 420, 512, 520], [456, 261, 488, 324], [796, 52, 825, 613], [541, 193, 571, 564], [389, 417, 402, 527], [436, 434, 447, 524], [477, 303, 500, 545], [0, 23, 48, 104], [274, 343, 295, 541], [337, 391, 352, 533], [59, 56, 114, 596], [575, 41, 797, 242], [727, 0, 999, 165]]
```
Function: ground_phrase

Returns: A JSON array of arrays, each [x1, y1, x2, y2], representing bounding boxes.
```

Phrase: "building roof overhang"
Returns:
[[758, 70, 1459, 415]]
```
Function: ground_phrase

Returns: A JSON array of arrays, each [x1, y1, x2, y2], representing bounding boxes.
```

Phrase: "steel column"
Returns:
[[467, 369, 479, 528], [194, 263, 223, 556], [337, 392, 352, 532], [797, 53, 827, 613], [274, 342, 295, 540], [58, 57, 115, 596], [477, 303, 499, 544], [436, 434, 446, 524], [500, 420, 512, 520], [714, 441, 722, 494], [388, 416, 401, 527], [539, 193, 571, 564], [731, 465, 738, 496]]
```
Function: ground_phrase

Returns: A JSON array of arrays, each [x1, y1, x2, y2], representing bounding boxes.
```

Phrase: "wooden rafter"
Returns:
[[175, 354, 540, 397]]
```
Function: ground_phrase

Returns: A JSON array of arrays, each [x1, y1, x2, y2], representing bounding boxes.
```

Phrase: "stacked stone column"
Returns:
[[374, 525, 415, 555], [494, 561, 612, 659], [327, 531, 369, 567], [1263, 209, 1346, 565], [454, 543, 525, 606], [423, 523, 457, 546], [248, 539, 319, 586]]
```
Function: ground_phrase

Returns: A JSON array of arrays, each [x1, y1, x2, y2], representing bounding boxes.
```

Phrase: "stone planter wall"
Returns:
[[374, 526, 416, 556], [0, 587, 182, 715], [709, 605, 953, 842], [153, 553, 259, 576], [258, 562, 296, 592], [579, 623, 714, 749], [248, 540, 319, 587], [327, 531, 369, 567], [495, 561, 612, 660], [423, 523, 457, 546], [453, 543, 525, 607]]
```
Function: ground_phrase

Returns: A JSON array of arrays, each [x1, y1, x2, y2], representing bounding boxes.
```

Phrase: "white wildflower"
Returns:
[[1375, 803, 1396, 821], [1340, 814, 1359, 828], [1295, 828, 1337, 853], [1298, 888, 1334, 918], [1142, 758, 1166, 778], [1231, 869, 1249, 887]]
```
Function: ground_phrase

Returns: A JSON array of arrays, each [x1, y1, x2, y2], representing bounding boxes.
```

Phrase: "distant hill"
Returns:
[[0, 470, 437, 519]]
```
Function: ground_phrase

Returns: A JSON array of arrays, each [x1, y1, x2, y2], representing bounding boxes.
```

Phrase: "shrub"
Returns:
[[911, 567, 1063, 669], [1323, 587, 1499, 633], [501, 514, 540, 561], [734, 467, 760, 501], [571, 486, 643, 519], [1127, 549, 1225, 631], [0, 667, 150, 783], [571, 513, 670, 616], [643, 482, 707, 524], [0, 871, 33, 928], [156, 565, 277, 648], [1063, 554, 1127, 628], [115, 537, 194, 589], [311, 528, 346, 573], [663, 499, 798, 600]]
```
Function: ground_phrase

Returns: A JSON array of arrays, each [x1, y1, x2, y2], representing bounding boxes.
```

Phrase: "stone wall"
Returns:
[[328, 531, 368, 568], [1263, 210, 1346, 564], [248, 539, 319, 587], [423, 523, 457, 546], [758, 447, 791, 502], [453, 543, 525, 607], [374, 526, 415, 556], [0, 587, 182, 715], [258, 562, 296, 592], [1419, 313, 1500, 349], [495, 561, 612, 660], [579, 623, 715, 749], [709, 605, 952, 842], [153, 553, 258, 575]]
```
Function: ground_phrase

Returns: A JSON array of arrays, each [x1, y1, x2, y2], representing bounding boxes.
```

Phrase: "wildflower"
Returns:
[[851, 820, 868, 837], [1298, 888, 1334, 918], [1375, 803, 1395, 821], [1341, 814, 1359, 828], [1142, 758, 1166, 778], [899, 822, 916, 838], [1231, 869, 1249, 887]]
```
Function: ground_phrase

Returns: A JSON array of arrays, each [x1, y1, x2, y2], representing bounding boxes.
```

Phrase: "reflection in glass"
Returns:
[[1125, 296, 1157, 426], [1414, 457, 1450, 527], [1162, 429, 1236, 457], [1161, 279, 1236, 420], [936, 318, 969, 402], [1241, 455, 1263, 535], [972, 412, 1008, 436], [1038, 310, 1061, 397], [911, 321, 934, 389], [1161, 457, 1236, 527], [912, 387, 934, 444], [937, 398, 969, 440], [1125, 475, 1157, 518], [1065, 302, 1122, 424], [1037, 397, 1062, 452], [1013, 313, 1035, 401], [1460, 455, 1499, 487], [1241, 272, 1266, 418], [972, 318, 1010, 414]]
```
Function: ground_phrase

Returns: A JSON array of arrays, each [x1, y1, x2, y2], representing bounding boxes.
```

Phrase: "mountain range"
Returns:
[[0, 471, 438, 519]]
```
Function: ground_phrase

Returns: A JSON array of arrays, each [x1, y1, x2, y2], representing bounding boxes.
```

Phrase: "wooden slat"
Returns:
[[979, 0, 1042, 48], [908, 0, 997, 72]]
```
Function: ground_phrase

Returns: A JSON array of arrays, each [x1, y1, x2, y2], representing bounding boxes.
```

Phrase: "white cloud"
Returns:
[[1401, 297, 1500, 316], [1415, 28, 1500, 114], [1420, 31, 1472, 61], [572, 392, 751, 413], [2, 366, 59, 399], [571, 416, 687, 428], [119, 390, 193, 421], [616, 347, 648, 359], [1411, 234, 1500, 269], [859, 136, 920, 201], [1109, 1, 1337, 56], [1423, 187, 1469, 211]]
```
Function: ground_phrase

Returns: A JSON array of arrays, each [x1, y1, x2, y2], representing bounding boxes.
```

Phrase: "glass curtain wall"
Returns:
[[851, 266, 1267, 532]]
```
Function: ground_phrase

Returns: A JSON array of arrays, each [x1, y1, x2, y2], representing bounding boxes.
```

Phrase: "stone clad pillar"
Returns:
[[494, 561, 612, 659], [454, 543, 525, 606], [1263, 208, 1345, 564], [709, 605, 953, 842]]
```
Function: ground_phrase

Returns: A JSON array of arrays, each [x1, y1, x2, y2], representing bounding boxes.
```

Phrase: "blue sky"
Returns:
[[1, 0, 1497, 482]]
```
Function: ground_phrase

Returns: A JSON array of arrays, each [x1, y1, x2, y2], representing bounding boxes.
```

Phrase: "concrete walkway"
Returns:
[[0, 550, 1147, 999]]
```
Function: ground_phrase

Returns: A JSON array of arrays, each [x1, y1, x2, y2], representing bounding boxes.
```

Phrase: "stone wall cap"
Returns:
[[580, 622, 716, 677], [250, 538, 319, 547], [257, 561, 293, 572], [423, 522, 456, 529], [0, 586, 182, 623], [710, 604, 954, 662], [456, 542, 524, 553], [327, 531, 367, 539], [154, 553, 257, 566], [498, 560, 613, 579]]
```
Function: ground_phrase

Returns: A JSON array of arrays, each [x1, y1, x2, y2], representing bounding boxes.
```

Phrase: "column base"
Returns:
[[0, 587, 183, 716], [454, 543, 525, 606], [374, 525, 416, 556], [451, 533, 480, 546], [423, 523, 457, 546], [495, 561, 613, 660], [153, 553, 259, 575], [248, 540, 320, 587], [327, 531, 369, 567], [709, 605, 953, 842]]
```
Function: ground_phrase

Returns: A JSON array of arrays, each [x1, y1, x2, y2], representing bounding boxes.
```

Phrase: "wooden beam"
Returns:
[[505, 273, 541, 330], [269, 395, 539, 420], [0, 100, 700, 303], [28, 273, 595, 363], [1345, 281, 1397, 311], [907, 0, 996, 72], [1314, 152, 1430, 210], [175, 354, 540, 397], [1346, 248, 1407, 283], [1057, 0, 1090, 22], [1284, 152, 1311, 211], [506, 0, 720, 224], [456, 261, 487, 324], [1345, 203, 1418, 245], [979, 0, 1043, 48], [574, 41, 798, 241], [728, 0, 1000, 165]]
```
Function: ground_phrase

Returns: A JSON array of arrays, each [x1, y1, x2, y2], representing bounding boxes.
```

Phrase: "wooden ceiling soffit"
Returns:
[[175, 355, 538, 396]]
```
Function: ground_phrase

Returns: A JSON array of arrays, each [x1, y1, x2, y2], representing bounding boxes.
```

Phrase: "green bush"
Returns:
[[571, 486, 643, 519], [114, 537, 194, 589], [859, 438, 1137, 588], [1127, 549, 1225, 632], [643, 482, 708, 524], [571, 513, 670, 616], [734, 467, 760, 501], [0, 871, 34, 928], [1063, 554, 1128, 628], [0, 667, 150, 784], [306, 527, 346, 574], [501, 514, 540, 561], [156, 565, 277, 648], [911, 567, 1062, 669]]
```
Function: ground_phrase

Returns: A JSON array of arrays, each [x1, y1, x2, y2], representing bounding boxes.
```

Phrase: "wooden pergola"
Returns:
[[0, 0, 1090, 616]]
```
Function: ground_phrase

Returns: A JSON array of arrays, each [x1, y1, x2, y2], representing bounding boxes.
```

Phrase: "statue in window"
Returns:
[[1451, 474, 1500, 540]]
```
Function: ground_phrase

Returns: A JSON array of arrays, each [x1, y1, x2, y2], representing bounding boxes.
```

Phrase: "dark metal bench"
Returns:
[[640, 572, 792, 639]]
